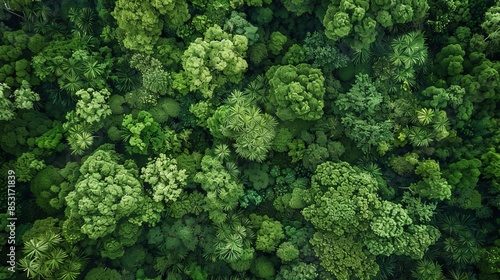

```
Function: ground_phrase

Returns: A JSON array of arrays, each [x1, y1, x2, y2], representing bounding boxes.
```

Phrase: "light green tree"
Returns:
[[181, 25, 248, 98], [141, 154, 188, 204], [266, 63, 325, 121]]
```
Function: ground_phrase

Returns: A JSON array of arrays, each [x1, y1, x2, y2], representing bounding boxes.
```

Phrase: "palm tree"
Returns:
[[411, 259, 444, 280], [416, 108, 435, 125], [407, 127, 433, 147], [390, 31, 428, 69], [214, 144, 231, 162]]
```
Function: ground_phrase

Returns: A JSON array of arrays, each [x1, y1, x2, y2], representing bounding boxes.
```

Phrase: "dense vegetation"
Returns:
[[0, 0, 499, 279]]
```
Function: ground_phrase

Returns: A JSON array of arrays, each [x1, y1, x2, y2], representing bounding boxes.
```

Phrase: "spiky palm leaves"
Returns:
[[436, 214, 484, 269], [219, 90, 278, 162], [19, 232, 86, 280], [407, 127, 433, 147], [411, 259, 445, 280], [68, 8, 96, 35], [243, 75, 267, 104], [381, 31, 428, 92], [212, 212, 254, 263], [390, 31, 428, 70], [21, 3, 64, 35], [405, 108, 450, 147], [67, 125, 94, 155]]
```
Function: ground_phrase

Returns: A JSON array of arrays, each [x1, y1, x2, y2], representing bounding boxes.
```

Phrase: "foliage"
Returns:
[[336, 74, 393, 153], [121, 111, 186, 155], [303, 32, 349, 72], [266, 63, 325, 121], [410, 159, 453, 201], [64, 147, 156, 240], [4, 1, 500, 279], [112, 0, 189, 53], [65, 88, 111, 129], [0, 81, 39, 121], [224, 11, 259, 45], [130, 54, 171, 96], [18, 232, 87, 280], [255, 219, 284, 253], [181, 24, 248, 98], [208, 91, 277, 161], [303, 161, 440, 279], [194, 155, 244, 224], [141, 154, 188, 204]]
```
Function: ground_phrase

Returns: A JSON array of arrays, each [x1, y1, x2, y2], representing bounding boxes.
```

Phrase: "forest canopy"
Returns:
[[0, 0, 499, 279]]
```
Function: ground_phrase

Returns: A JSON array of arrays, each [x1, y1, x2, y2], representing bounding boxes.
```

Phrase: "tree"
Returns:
[[194, 155, 244, 224], [302, 161, 440, 279], [0, 81, 40, 121], [181, 25, 248, 98], [268, 31, 287, 55], [64, 146, 158, 240], [65, 88, 111, 129], [482, 4, 500, 44], [444, 158, 482, 210], [224, 11, 259, 45], [336, 74, 393, 153], [121, 111, 186, 155], [18, 232, 87, 280], [266, 63, 325, 121], [303, 32, 349, 72], [410, 159, 453, 201], [130, 54, 171, 96], [255, 219, 285, 253], [435, 44, 465, 78], [140, 154, 188, 204], [207, 91, 277, 162], [112, 0, 189, 53]]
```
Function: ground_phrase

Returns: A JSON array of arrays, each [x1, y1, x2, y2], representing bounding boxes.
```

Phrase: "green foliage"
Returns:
[[224, 11, 259, 45], [336, 74, 393, 153], [281, 0, 314, 16], [268, 31, 288, 55], [303, 161, 440, 278], [444, 158, 482, 210], [84, 267, 122, 280], [482, 4, 500, 44], [121, 111, 185, 155], [411, 259, 445, 280], [35, 122, 65, 151], [255, 219, 285, 253], [435, 44, 466, 77], [181, 25, 248, 98], [112, 0, 189, 53], [411, 159, 453, 201], [3, 0, 499, 278], [141, 154, 188, 204], [250, 256, 275, 279], [303, 32, 349, 72], [276, 242, 299, 262], [30, 166, 63, 214], [277, 262, 317, 280], [194, 155, 244, 224], [389, 31, 428, 87], [130, 53, 171, 96], [0, 81, 39, 121], [208, 91, 277, 162], [481, 148, 500, 192], [64, 148, 153, 240], [437, 214, 484, 268], [266, 63, 325, 121], [15, 152, 46, 183], [65, 88, 111, 129], [18, 232, 87, 280]]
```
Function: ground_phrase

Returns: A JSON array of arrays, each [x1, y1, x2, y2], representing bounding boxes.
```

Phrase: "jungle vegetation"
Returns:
[[0, 0, 499, 279]]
